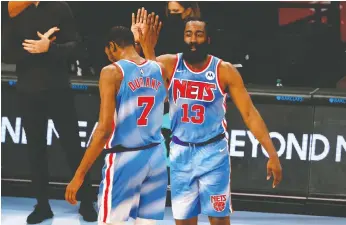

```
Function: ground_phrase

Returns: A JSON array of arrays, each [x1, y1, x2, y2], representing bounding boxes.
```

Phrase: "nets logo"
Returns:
[[172, 78, 216, 104], [210, 194, 227, 212], [276, 96, 304, 102]]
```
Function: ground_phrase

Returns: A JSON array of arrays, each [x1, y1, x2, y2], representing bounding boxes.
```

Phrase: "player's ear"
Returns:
[[109, 42, 116, 52], [113, 42, 122, 52]]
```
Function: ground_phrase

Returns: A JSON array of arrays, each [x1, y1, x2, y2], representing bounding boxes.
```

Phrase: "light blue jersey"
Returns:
[[104, 59, 167, 149], [98, 59, 168, 224], [168, 53, 228, 143], [168, 54, 232, 219]]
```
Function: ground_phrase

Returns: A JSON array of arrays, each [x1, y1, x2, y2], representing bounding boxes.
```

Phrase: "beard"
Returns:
[[182, 42, 209, 64]]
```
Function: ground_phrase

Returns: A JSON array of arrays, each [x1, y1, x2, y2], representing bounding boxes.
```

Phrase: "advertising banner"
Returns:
[[1, 81, 346, 200]]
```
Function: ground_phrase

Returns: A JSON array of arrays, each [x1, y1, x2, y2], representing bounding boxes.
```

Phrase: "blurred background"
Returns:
[[2, 1, 346, 88]]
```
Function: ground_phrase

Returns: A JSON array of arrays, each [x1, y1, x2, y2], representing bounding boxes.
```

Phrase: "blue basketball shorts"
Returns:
[[97, 144, 168, 224], [169, 137, 232, 220]]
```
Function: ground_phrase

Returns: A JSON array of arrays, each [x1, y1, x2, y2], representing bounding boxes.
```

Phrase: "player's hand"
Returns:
[[266, 156, 282, 188], [65, 175, 84, 205], [131, 7, 148, 43], [22, 26, 59, 54], [138, 11, 162, 50]]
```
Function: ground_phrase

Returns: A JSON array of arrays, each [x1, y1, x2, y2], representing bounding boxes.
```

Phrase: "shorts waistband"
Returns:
[[105, 142, 160, 154], [172, 133, 225, 147]]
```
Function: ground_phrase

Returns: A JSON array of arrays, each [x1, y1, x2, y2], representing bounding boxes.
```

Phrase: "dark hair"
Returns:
[[105, 26, 134, 48], [165, 1, 201, 18], [184, 17, 209, 36]]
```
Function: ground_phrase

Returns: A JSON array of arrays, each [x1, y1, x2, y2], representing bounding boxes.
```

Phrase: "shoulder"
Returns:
[[217, 60, 243, 86], [157, 54, 179, 65], [100, 64, 123, 84], [51, 1, 71, 9], [153, 61, 165, 70], [49, 1, 73, 18], [218, 61, 240, 77], [218, 61, 236, 72]]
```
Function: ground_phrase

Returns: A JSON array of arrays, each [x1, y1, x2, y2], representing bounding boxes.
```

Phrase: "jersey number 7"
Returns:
[[137, 96, 155, 126]]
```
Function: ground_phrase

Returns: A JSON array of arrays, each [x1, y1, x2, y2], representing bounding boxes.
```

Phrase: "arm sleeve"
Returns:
[[48, 2, 81, 60], [1, 19, 30, 64]]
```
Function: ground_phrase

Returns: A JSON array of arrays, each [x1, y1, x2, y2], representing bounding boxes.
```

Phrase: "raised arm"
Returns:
[[134, 9, 177, 82], [219, 61, 283, 188]]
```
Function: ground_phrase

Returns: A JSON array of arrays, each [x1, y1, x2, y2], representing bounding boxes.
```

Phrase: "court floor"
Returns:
[[1, 196, 346, 225]]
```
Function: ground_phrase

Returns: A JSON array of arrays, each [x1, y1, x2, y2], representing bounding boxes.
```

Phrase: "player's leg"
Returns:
[[175, 217, 198, 225], [208, 216, 230, 225], [135, 144, 168, 224], [98, 151, 150, 224], [99, 222, 126, 225], [197, 138, 232, 225], [134, 218, 157, 225], [169, 142, 200, 225]]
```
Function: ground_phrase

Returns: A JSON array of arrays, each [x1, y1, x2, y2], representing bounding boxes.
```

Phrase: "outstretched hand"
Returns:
[[137, 9, 162, 50], [131, 7, 149, 43]]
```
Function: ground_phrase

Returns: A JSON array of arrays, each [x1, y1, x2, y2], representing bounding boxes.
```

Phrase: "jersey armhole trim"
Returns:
[[216, 59, 227, 96], [112, 62, 124, 78], [168, 54, 180, 90], [112, 62, 124, 101], [152, 61, 164, 79]]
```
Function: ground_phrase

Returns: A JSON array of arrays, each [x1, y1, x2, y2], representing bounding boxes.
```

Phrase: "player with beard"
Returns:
[[138, 15, 283, 225]]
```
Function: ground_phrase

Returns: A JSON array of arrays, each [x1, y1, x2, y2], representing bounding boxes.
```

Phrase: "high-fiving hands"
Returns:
[[131, 7, 149, 43], [131, 8, 162, 50]]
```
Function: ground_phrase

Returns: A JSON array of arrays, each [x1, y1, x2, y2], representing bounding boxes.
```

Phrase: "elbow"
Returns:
[[104, 129, 113, 139], [242, 107, 257, 126], [8, 7, 18, 18], [96, 125, 113, 140], [242, 109, 252, 123], [8, 12, 16, 18]]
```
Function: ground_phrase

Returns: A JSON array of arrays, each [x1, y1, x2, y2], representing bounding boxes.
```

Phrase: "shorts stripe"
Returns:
[[102, 153, 116, 223]]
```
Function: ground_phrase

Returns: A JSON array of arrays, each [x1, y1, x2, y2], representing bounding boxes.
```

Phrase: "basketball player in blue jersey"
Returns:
[[139, 14, 283, 225], [65, 26, 169, 225]]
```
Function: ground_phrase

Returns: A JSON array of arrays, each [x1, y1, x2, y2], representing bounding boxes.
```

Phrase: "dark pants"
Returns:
[[19, 88, 93, 204]]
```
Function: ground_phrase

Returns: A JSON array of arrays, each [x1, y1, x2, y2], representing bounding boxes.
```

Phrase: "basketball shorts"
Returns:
[[169, 137, 232, 220], [98, 143, 168, 224]]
